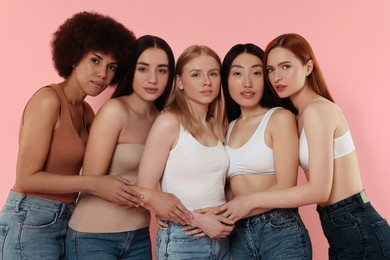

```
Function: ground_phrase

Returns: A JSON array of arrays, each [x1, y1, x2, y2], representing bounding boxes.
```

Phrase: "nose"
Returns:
[[203, 74, 211, 86], [97, 65, 107, 79], [244, 74, 252, 88], [148, 70, 157, 84], [273, 69, 282, 83]]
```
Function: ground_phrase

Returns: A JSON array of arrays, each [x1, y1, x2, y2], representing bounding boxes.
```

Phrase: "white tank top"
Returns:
[[299, 99, 355, 170], [161, 124, 229, 211], [226, 107, 280, 178]]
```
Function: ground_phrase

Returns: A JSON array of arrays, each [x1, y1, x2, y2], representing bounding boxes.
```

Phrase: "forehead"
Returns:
[[232, 53, 262, 66], [83, 51, 118, 63], [267, 47, 297, 65], [138, 48, 168, 63], [184, 55, 220, 70]]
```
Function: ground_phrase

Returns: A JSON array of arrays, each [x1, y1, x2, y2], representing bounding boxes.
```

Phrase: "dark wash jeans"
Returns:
[[317, 190, 390, 259], [230, 208, 312, 260]]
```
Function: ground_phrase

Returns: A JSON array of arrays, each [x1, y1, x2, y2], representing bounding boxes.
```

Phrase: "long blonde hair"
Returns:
[[165, 45, 226, 142]]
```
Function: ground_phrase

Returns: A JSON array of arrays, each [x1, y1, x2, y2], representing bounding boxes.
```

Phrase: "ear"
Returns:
[[176, 75, 184, 90], [306, 59, 314, 76]]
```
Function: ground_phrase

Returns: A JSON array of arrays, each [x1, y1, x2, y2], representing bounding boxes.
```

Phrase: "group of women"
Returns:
[[0, 10, 389, 260]]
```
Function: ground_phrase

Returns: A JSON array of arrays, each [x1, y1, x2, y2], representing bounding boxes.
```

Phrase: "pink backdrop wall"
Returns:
[[1, 1, 389, 259]]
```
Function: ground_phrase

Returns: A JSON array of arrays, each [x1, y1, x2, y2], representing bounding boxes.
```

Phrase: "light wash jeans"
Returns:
[[317, 190, 390, 259], [156, 221, 230, 260], [0, 191, 74, 260], [230, 208, 312, 260], [66, 226, 151, 260]]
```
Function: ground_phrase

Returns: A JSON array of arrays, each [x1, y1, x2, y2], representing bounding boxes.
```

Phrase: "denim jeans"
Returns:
[[66, 226, 151, 260], [230, 208, 312, 260], [0, 191, 74, 260], [156, 221, 230, 260], [317, 190, 390, 259]]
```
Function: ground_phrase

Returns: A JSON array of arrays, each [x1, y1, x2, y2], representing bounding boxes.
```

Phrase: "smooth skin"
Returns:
[[15, 51, 143, 205], [216, 47, 363, 220], [138, 55, 234, 238]]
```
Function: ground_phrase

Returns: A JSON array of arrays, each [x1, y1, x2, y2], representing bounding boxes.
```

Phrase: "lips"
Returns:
[[144, 87, 158, 94], [241, 91, 255, 98], [274, 84, 286, 92], [91, 81, 105, 90]]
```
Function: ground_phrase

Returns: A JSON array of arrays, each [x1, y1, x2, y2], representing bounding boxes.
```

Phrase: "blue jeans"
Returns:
[[156, 221, 230, 260], [66, 226, 151, 260], [230, 208, 312, 260], [317, 190, 390, 259], [0, 191, 74, 260]]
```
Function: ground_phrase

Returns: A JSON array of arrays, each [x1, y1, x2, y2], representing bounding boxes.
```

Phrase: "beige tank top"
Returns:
[[68, 144, 150, 233]]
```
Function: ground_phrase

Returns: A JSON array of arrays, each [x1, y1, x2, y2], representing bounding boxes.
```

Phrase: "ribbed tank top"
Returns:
[[12, 84, 86, 203], [161, 124, 229, 211]]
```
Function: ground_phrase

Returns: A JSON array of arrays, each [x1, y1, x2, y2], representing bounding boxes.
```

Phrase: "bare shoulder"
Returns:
[[154, 110, 180, 131], [269, 107, 296, 126], [24, 87, 61, 118], [96, 98, 128, 119], [29, 86, 61, 108], [302, 99, 340, 130]]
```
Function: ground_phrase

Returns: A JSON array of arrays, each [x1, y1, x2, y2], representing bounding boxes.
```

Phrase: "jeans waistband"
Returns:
[[6, 191, 75, 213], [237, 208, 298, 226], [316, 190, 370, 220]]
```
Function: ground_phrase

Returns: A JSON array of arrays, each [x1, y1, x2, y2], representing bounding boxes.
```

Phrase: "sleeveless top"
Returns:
[[12, 84, 86, 203], [68, 144, 150, 232], [299, 99, 355, 170], [226, 107, 280, 178], [161, 124, 229, 211]]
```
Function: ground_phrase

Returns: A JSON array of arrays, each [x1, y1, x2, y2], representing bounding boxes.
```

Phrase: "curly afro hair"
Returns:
[[51, 11, 136, 86]]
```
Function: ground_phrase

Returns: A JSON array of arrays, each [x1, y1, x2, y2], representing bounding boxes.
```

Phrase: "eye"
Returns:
[[158, 68, 168, 74], [91, 57, 100, 64], [266, 67, 274, 73], [108, 64, 118, 72], [209, 71, 220, 77], [232, 71, 241, 76], [137, 66, 147, 73], [282, 65, 291, 70], [253, 70, 263, 76], [191, 73, 200, 78]]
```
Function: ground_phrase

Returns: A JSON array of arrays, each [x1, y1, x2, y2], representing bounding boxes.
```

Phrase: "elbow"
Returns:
[[314, 187, 332, 204]]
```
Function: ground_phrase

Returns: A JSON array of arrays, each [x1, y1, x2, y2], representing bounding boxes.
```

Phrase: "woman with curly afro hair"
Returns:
[[0, 11, 141, 259]]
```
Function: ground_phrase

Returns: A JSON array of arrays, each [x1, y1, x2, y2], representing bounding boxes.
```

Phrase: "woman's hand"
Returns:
[[188, 212, 234, 238], [87, 175, 144, 207], [142, 190, 193, 225], [215, 195, 253, 221]]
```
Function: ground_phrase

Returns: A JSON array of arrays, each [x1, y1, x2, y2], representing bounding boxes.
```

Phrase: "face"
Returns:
[[72, 51, 118, 96], [133, 48, 169, 102], [266, 47, 311, 99], [177, 55, 221, 107], [228, 53, 264, 108]]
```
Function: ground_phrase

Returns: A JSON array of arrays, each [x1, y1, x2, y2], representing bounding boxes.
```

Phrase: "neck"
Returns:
[[59, 80, 86, 106], [239, 105, 268, 121]]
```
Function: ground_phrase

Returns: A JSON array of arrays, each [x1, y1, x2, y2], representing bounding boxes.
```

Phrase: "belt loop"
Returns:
[[15, 193, 26, 213], [359, 189, 370, 205]]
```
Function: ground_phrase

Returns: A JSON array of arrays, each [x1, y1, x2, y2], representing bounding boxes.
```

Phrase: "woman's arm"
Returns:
[[80, 100, 144, 206], [217, 104, 335, 221], [137, 112, 193, 224]]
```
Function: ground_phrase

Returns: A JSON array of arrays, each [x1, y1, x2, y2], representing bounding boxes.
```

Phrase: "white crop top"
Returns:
[[226, 107, 280, 178], [161, 124, 229, 211], [299, 100, 356, 170]]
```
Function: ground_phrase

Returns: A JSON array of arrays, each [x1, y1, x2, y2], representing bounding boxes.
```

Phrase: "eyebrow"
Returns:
[[137, 62, 169, 67], [92, 53, 118, 64], [189, 68, 219, 73], [231, 64, 263, 69]]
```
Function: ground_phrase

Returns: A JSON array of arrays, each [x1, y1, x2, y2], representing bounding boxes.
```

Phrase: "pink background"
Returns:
[[1, 1, 389, 259]]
